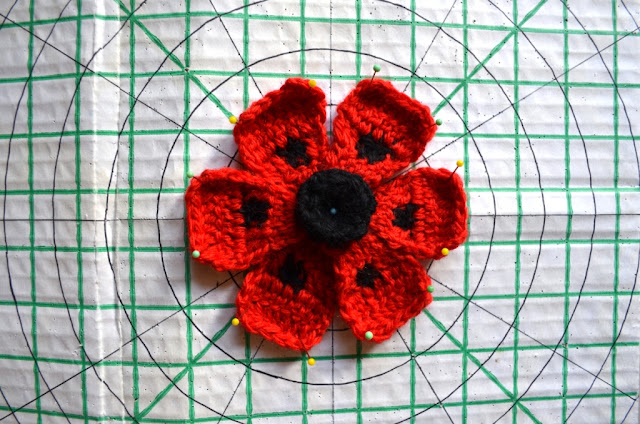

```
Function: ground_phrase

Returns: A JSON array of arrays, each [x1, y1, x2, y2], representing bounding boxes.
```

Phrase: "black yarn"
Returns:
[[355, 263, 381, 289], [239, 198, 270, 227], [275, 137, 310, 168], [279, 254, 306, 293], [392, 203, 419, 230], [295, 169, 377, 247], [356, 133, 393, 164]]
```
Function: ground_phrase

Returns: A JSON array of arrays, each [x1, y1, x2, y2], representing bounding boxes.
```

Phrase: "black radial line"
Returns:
[[228, 270, 242, 290], [396, 331, 455, 424], [0, 272, 239, 419], [0, 385, 21, 424], [402, 0, 458, 93], [215, 339, 265, 424], [0, 13, 242, 164], [226, 148, 239, 168], [1, 2, 84, 423], [431, 277, 636, 399], [208, 0, 262, 96]]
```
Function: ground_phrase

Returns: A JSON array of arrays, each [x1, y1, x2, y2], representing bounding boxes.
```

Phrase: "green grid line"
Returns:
[[127, 0, 141, 418], [561, 2, 572, 420], [5, 10, 640, 38], [409, 2, 418, 422], [299, 3, 310, 424], [184, 0, 196, 421], [7, 70, 640, 89], [6, 128, 640, 142], [3, 184, 640, 197], [3, 289, 640, 312], [2, 339, 638, 369], [1, 390, 635, 423], [354, 3, 364, 424], [242, 2, 254, 422], [26, 0, 41, 422], [462, 0, 470, 420], [611, 0, 621, 422], [512, 1, 522, 423], [73, 0, 89, 422]]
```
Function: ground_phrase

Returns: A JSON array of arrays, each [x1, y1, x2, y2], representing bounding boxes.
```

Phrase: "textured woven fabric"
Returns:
[[185, 78, 468, 352]]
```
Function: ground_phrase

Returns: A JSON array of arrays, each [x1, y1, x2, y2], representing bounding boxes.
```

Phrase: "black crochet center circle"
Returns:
[[296, 169, 377, 247]]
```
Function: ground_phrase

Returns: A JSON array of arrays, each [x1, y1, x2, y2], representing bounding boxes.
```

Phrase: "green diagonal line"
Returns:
[[424, 311, 542, 424], [113, 0, 232, 117], [136, 319, 233, 419], [432, 0, 547, 115]]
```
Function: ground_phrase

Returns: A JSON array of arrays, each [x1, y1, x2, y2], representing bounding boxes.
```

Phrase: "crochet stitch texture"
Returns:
[[185, 78, 468, 351]]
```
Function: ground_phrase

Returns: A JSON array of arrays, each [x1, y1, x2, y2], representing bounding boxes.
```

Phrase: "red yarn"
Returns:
[[185, 78, 468, 351]]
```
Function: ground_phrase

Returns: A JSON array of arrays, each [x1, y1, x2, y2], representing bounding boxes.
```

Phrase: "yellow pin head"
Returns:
[[308, 79, 317, 88], [229, 116, 238, 124], [231, 318, 240, 326], [456, 160, 464, 167], [441, 247, 449, 256]]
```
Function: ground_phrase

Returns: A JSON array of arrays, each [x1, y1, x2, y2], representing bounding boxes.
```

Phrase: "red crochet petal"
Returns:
[[335, 236, 432, 342], [370, 167, 468, 259], [185, 168, 300, 271], [236, 245, 335, 351], [234, 78, 328, 185], [330, 79, 437, 188]]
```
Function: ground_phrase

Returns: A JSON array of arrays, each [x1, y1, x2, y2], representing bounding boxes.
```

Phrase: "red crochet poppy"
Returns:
[[185, 78, 467, 352]]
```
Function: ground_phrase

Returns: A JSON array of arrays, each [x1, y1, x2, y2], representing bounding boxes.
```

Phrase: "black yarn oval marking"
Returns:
[[356, 133, 393, 164], [276, 137, 311, 168], [356, 263, 381, 289], [392, 203, 419, 230], [239, 198, 270, 228], [295, 169, 377, 247], [279, 254, 307, 293]]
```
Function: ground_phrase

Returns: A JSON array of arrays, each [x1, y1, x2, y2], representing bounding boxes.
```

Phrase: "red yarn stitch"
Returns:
[[335, 235, 433, 342], [185, 77, 468, 351]]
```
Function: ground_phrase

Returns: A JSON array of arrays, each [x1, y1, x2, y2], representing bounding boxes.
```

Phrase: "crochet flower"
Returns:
[[186, 78, 467, 351]]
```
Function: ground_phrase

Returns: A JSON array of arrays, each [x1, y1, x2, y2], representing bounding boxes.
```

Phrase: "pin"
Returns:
[[330, 207, 337, 215], [308, 79, 317, 88], [307, 357, 316, 366], [192, 250, 200, 259], [186, 170, 194, 178], [365, 331, 374, 341], [441, 247, 449, 256], [427, 285, 435, 293], [229, 116, 238, 124], [435, 118, 443, 126], [371, 64, 381, 81], [449, 160, 464, 179], [231, 317, 240, 326]]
